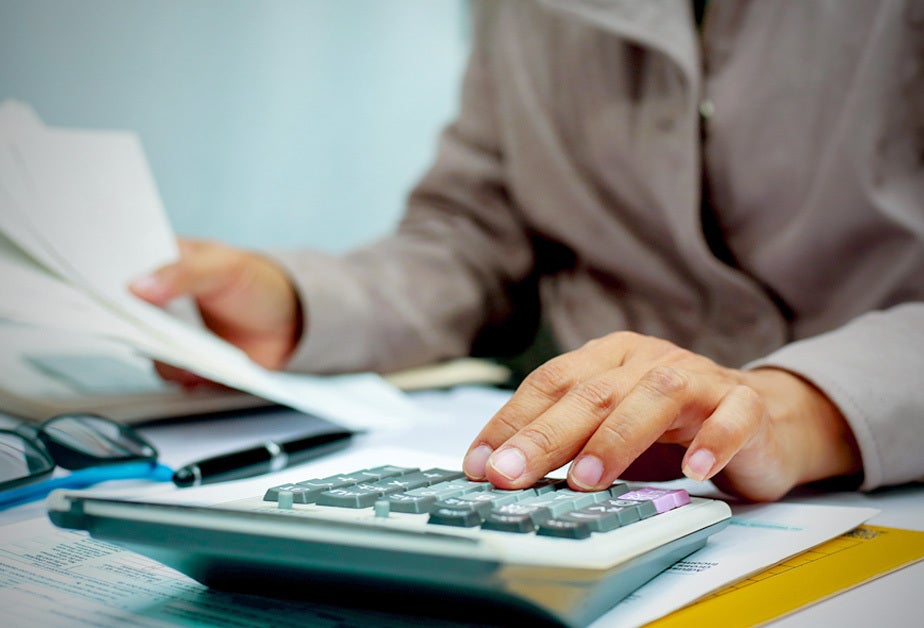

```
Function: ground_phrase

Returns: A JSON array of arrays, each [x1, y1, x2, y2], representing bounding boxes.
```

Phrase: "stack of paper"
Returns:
[[0, 100, 421, 429]]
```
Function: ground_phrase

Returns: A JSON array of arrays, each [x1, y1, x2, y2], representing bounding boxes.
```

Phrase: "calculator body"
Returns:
[[48, 485, 729, 627]]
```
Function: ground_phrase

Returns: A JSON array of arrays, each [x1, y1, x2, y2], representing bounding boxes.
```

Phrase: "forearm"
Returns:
[[270, 225, 531, 374]]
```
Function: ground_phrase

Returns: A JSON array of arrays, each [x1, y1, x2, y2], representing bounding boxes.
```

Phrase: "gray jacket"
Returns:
[[277, 0, 924, 491]]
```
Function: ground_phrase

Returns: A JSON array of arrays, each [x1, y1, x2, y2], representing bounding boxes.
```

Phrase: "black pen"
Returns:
[[172, 428, 355, 487]]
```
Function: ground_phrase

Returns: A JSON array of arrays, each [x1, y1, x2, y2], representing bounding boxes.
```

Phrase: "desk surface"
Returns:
[[1, 386, 921, 626]]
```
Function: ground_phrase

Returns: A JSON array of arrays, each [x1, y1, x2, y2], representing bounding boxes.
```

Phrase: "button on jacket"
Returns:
[[275, 1, 924, 490]]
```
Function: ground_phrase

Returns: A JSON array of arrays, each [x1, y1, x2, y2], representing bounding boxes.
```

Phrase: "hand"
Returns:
[[129, 238, 303, 382], [463, 332, 862, 501]]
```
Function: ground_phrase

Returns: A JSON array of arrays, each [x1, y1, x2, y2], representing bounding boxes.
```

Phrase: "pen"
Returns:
[[171, 428, 355, 487]]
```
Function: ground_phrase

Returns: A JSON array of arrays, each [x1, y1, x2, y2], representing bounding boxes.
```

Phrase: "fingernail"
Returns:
[[490, 447, 526, 481], [570, 455, 604, 489], [463, 444, 492, 479], [130, 274, 167, 300], [684, 449, 716, 481]]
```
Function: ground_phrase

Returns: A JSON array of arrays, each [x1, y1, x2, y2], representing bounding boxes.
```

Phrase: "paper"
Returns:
[[592, 500, 878, 627], [0, 521, 477, 628], [0, 100, 425, 430], [649, 524, 924, 627]]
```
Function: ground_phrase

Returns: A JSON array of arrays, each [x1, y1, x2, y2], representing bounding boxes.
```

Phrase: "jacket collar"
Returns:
[[541, 0, 700, 99]]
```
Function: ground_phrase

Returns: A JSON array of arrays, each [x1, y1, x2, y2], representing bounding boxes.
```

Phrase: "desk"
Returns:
[[1, 386, 921, 626]]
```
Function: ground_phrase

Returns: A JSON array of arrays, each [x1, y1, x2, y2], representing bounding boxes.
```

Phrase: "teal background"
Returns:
[[0, 0, 470, 252]]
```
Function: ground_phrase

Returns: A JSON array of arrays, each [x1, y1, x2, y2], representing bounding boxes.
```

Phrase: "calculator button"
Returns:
[[297, 475, 360, 491], [419, 468, 466, 484], [368, 474, 431, 493], [316, 486, 384, 508], [428, 506, 485, 527], [358, 465, 420, 481], [489, 502, 553, 524], [444, 478, 493, 493], [617, 488, 690, 514], [559, 503, 635, 532], [405, 483, 469, 500], [518, 489, 603, 517], [431, 496, 494, 518], [607, 498, 657, 520], [387, 492, 437, 514], [482, 512, 539, 533], [263, 483, 323, 504], [536, 517, 593, 539], [453, 491, 523, 510]]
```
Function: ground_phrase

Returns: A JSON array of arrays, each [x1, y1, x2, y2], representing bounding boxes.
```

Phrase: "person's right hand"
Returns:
[[129, 238, 302, 384]]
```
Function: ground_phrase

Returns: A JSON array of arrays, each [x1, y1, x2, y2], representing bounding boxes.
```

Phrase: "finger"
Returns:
[[681, 384, 766, 482], [153, 361, 212, 388], [463, 343, 626, 480], [567, 365, 719, 490], [129, 239, 241, 307], [480, 372, 634, 488]]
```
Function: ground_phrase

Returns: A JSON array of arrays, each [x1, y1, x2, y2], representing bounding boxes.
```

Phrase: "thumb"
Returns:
[[129, 239, 239, 307], [129, 265, 182, 306]]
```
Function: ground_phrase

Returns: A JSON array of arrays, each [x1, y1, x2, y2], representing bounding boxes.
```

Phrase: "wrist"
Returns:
[[744, 368, 862, 488]]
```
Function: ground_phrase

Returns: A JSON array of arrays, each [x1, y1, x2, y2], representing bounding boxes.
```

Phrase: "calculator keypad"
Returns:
[[263, 466, 689, 540]]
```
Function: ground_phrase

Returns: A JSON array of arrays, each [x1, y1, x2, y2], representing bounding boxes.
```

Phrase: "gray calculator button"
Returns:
[[454, 491, 522, 509], [482, 512, 538, 533], [554, 488, 610, 509], [519, 493, 581, 517], [297, 475, 360, 491], [357, 481, 406, 497], [531, 478, 567, 494], [431, 496, 494, 518], [428, 506, 485, 528], [337, 471, 386, 484], [368, 475, 430, 493], [445, 478, 492, 493], [491, 502, 553, 524], [387, 493, 437, 514], [359, 465, 419, 480], [537, 518, 593, 539], [606, 498, 657, 520], [316, 486, 383, 508], [581, 501, 641, 528], [405, 483, 467, 499], [486, 488, 538, 501], [384, 472, 444, 490], [559, 507, 625, 533], [419, 468, 466, 483], [264, 484, 322, 504]]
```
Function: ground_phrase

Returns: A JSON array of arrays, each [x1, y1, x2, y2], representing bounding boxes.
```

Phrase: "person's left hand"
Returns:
[[462, 331, 862, 502]]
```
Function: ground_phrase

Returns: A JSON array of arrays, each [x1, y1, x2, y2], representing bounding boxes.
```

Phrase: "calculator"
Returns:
[[47, 464, 731, 627]]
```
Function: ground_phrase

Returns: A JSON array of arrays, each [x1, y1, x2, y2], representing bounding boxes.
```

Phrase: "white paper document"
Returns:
[[0, 521, 472, 628], [591, 500, 878, 627], [0, 100, 423, 430]]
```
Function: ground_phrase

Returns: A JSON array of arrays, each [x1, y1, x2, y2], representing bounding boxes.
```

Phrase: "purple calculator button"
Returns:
[[617, 487, 690, 514]]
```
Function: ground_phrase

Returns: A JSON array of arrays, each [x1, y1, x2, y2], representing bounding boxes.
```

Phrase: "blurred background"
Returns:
[[0, 0, 470, 253]]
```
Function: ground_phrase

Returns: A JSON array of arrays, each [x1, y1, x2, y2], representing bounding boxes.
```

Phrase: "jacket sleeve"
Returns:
[[746, 302, 924, 491], [270, 7, 537, 374]]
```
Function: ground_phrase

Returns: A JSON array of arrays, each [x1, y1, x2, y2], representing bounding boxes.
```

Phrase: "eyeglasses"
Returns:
[[0, 413, 173, 509]]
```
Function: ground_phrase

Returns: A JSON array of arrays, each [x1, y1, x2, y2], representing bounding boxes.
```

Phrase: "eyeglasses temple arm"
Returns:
[[0, 462, 174, 510]]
